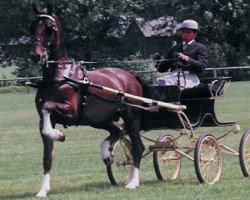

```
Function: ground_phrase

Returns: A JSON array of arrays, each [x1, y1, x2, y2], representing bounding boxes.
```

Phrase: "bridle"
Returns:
[[33, 14, 58, 67], [33, 14, 58, 45], [36, 14, 56, 22]]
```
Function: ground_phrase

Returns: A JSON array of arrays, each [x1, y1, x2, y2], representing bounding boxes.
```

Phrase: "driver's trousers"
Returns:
[[155, 70, 200, 89]]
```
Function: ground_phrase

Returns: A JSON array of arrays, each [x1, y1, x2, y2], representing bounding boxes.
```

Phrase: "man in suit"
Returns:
[[154, 19, 208, 89]]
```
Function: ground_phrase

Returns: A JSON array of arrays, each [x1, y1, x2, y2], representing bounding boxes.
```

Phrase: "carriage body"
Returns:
[[108, 75, 250, 186], [140, 76, 235, 130]]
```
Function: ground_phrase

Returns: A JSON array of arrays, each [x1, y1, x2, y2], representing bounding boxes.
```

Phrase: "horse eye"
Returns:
[[48, 21, 55, 28], [47, 24, 54, 32]]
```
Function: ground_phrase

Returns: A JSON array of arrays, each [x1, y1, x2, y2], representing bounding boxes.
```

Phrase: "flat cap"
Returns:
[[180, 19, 198, 30]]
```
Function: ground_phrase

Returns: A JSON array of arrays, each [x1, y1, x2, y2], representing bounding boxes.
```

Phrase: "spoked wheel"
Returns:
[[106, 138, 133, 186], [194, 132, 223, 184], [153, 133, 181, 181], [239, 128, 250, 177]]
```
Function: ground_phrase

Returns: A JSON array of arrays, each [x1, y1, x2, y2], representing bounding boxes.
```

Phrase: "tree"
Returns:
[[0, 0, 249, 77]]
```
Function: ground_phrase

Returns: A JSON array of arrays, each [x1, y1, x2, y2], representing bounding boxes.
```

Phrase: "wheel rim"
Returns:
[[240, 130, 250, 176], [154, 134, 181, 180], [197, 135, 222, 184], [242, 134, 250, 174], [109, 139, 133, 186]]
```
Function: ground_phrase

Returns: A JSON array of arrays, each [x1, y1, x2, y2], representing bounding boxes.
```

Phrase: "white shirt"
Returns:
[[183, 39, 195, 46]]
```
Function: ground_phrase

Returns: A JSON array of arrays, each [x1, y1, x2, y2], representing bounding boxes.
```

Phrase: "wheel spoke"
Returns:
[[194, 133, 222, 184]]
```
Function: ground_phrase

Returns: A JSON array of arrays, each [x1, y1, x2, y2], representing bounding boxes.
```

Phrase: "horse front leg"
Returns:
[[41, 101, 76, 141], [36, 120, 54, 198], [41, 108, 65, 141]]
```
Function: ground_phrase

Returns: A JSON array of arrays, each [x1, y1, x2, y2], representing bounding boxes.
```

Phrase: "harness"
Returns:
[[177, 69, 187, 89], [33, 14, 58, 67]]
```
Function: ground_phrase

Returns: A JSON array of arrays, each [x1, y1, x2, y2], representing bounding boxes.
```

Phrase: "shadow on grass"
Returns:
[[140, 178, 198, 187], [0, 178, 199, 199], [0, 181, 112, 199], [0, 192, 37, 200]]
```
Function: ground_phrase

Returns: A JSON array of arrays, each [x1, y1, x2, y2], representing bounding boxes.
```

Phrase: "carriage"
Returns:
[[103, 75, 250, 185]]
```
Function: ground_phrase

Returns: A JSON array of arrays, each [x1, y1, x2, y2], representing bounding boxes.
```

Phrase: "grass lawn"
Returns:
[[1, 81, 250, 200]]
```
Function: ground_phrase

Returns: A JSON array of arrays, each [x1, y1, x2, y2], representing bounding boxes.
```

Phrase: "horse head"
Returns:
[[30, 4, 63, 65]]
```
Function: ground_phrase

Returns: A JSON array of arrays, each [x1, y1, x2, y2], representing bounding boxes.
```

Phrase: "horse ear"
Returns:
[[33, 3, 41, 14], [47, 3, 53, 15]]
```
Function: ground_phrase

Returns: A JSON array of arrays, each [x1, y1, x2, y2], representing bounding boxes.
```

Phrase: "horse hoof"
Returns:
[[58, 134, 65, 142], [103, 156, 114, 166], [36, 189, 48, 197], [125, 181, 139, 189]]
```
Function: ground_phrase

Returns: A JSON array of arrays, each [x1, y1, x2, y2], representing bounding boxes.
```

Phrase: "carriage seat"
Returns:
[[143, 77, 231, 103], [145, 85, 181, 103], [181, 76, 231, 100], [180, 77, 233, 128]]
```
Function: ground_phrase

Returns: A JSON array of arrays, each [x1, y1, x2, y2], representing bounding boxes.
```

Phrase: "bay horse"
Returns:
[[30, 4, 145, 197]]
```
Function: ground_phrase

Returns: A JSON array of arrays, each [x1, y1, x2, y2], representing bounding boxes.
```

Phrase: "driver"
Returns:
[[153, 19, 208, 89]]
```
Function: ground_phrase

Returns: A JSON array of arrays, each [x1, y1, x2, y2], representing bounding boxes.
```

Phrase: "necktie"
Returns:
[[183, 43, 188, 51]]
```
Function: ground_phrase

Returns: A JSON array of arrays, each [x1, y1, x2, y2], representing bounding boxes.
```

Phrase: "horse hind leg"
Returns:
[[122, 108, 145, 189], [101, 121, 125, 165]]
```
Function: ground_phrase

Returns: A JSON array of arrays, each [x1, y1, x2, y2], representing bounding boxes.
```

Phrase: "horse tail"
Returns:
[[130, 72, 151, 99]]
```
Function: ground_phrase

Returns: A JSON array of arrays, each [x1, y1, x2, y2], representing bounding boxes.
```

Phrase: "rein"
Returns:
[[34, 14, 58, 60], [44, 58, 179, 66], [34, 14, 179, 67], [63, 75, 186, 111]]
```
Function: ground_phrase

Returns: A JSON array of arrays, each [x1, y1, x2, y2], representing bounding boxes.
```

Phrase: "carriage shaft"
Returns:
[[64, 76, 186, 111]]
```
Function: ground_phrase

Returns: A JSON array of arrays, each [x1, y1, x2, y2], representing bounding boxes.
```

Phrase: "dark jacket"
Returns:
[[156, 41, 208, 74]]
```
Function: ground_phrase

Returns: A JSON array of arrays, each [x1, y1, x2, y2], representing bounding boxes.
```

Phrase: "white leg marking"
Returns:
[[36, 173, 50, 197], [42, 109, 63, 141], [125, 166, 139, 189], [101, 140, 111, 160]]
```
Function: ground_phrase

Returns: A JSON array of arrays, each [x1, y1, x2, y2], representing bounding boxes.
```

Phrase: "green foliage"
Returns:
[[12, 59, 41, 78], [0, 65, 16, 78], [0, 0, 249, 77]]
